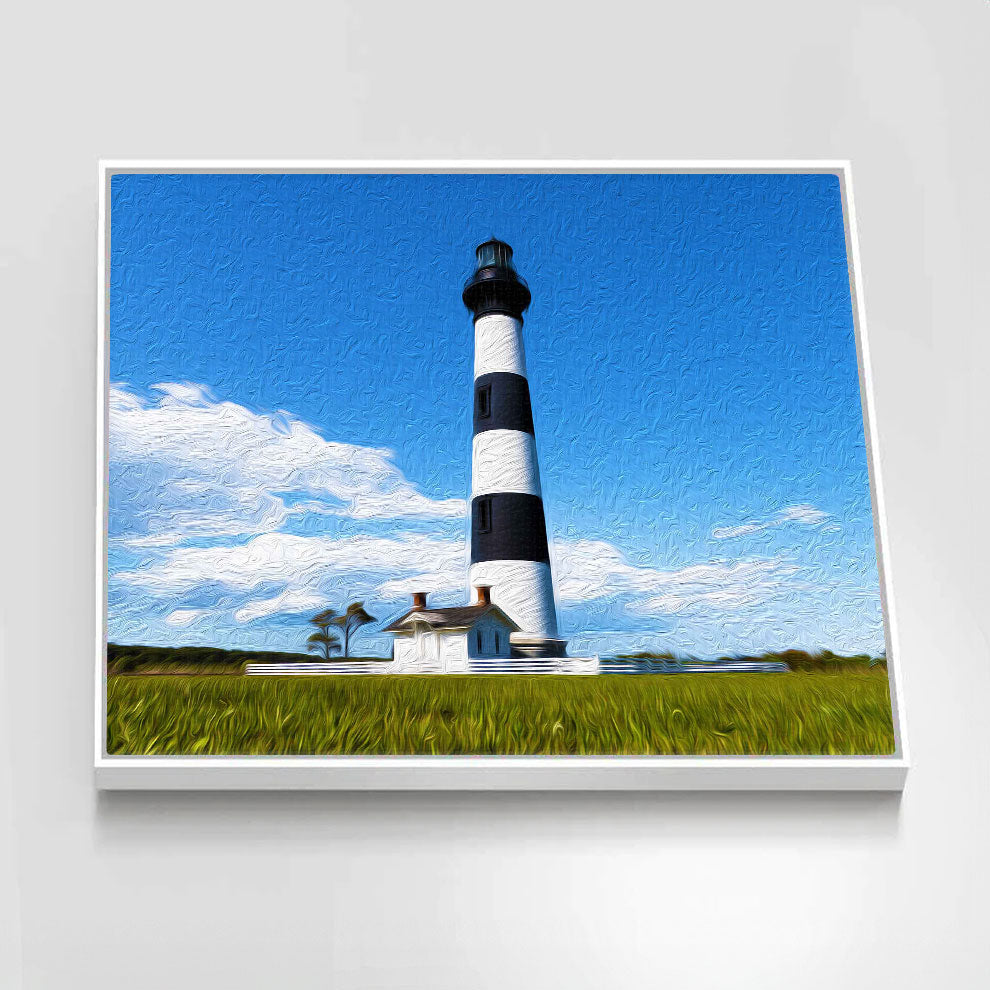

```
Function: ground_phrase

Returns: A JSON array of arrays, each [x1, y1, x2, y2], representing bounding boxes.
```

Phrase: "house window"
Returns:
[[477, 496, 492, 534], [494, 631, 500, 654], [476, 383, 492, 419], [476, 629, 483, 654]]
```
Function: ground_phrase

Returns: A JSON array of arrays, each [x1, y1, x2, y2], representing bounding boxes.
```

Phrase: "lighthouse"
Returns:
[[462, 240, 567, 659]]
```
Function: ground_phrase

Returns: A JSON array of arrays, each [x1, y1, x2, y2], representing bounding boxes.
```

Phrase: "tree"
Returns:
[[307, 608, 342, 660], [332, 601, 377, 658]]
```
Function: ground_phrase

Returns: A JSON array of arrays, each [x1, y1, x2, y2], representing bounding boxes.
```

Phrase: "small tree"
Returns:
[[307, 608, 342, 660], [333, 601, 377, 658]]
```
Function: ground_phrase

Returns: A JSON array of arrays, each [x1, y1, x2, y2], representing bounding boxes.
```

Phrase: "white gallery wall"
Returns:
[[1, 1, 988, 987]]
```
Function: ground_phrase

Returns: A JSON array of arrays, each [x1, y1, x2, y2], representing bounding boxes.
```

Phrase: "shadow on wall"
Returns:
[[94, 789, 904, 850]]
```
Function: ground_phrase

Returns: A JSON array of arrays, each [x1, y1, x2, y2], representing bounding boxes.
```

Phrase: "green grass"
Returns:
[[106, 671, 895, 757]]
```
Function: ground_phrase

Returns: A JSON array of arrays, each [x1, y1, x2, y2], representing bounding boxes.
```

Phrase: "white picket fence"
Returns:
[[245, 661, 394, 676], [244, 656, 788, 677], [467, 656, 600, 675], [679, 660, 789, 673], [244, 657, 602, 677], [599, 658, 790, 674]]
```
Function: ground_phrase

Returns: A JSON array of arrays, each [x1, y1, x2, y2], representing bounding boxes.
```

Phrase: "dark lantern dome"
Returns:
[[462, 238, 532, 321]]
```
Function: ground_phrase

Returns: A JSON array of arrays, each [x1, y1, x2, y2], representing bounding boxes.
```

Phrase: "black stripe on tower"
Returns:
[[473, 372, 535, 435], [470, 492, 550, 564]]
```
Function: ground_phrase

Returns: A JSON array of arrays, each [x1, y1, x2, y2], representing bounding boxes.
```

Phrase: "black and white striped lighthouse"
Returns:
[[462, 240, 567, 659]]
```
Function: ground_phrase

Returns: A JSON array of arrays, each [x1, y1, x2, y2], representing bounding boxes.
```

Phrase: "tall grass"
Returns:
[[106, 672, 895, 757]]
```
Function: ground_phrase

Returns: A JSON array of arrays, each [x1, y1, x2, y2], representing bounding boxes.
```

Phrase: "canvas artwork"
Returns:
[[99, 165, 904, 782]]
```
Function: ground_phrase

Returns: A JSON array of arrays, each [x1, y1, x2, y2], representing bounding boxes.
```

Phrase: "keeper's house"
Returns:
[[384, 586, 519, 673]]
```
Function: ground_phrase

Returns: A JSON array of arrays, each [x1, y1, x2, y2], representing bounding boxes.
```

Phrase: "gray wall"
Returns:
[[2, 1, 988, 987]]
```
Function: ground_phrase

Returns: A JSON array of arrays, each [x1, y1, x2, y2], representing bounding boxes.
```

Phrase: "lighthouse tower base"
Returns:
[[468, 560, 565, 659], [510, 634, 569, 659]]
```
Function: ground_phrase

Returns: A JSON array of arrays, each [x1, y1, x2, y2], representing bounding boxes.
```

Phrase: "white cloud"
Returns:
[[711, 504, 829, 540], [115, 533, 187, 549], [632, 560, 800, 615], [163, 608, 208, 627], [118, 531, 467, 597], [554, 540, 799, 615], [377, 567, 466, 600], [109, 382, 465, 547], [117, 526, 799, 626], [234, 587, 329, 623]]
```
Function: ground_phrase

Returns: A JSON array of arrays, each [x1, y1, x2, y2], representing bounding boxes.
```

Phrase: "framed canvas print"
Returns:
[[96, 161, 908, 789]]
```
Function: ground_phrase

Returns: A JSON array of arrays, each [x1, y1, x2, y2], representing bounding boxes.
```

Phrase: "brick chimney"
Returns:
[[411, 591, 427, 610], [474, 584, 492, 606]]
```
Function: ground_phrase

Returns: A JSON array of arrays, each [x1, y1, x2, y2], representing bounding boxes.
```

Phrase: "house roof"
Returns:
[[383, 603, 521, 634]]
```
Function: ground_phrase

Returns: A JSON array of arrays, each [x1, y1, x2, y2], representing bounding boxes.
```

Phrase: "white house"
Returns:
[[384, 586, 520, 673]]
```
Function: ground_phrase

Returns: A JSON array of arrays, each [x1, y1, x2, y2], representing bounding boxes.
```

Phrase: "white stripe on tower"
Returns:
[[472, 430, 542, 497], [474, 313, 528, 377], [468, 559, 559, 641]]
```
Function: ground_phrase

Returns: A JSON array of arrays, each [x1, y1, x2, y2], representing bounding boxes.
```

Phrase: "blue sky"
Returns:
[[108, 171, 884, 658]]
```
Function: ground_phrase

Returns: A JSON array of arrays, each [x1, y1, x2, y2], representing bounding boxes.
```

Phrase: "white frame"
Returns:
[[95, 160, 909, 791]]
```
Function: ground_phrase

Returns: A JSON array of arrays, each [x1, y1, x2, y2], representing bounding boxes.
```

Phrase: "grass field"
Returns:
[[106, 671, 895, 756]]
